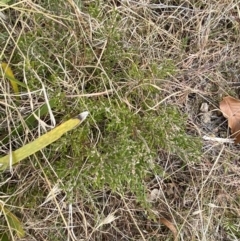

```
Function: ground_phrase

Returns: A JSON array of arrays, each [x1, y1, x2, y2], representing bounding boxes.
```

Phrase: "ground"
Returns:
[[0, 0, 240, 241]]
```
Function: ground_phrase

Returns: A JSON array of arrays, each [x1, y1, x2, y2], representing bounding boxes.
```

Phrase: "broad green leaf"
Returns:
[[0, 203, 25, 238], [0, 111, 89, 171]]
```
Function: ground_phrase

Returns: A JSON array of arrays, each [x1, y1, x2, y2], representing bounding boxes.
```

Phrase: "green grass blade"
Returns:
[[0, 203, 25, 238], [0, 111, 89, 171], [1, 63, 27, 91]]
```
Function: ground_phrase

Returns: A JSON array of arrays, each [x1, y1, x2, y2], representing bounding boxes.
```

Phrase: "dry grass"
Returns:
[[1, 0, 240, 240]]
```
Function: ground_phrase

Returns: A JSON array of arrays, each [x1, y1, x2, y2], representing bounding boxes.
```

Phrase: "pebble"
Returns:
[[200, 102, 209, 113], [200, 102, 212, 124]]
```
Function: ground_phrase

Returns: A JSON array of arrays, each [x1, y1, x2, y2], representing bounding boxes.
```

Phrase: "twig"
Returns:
[[203, 135, 234, 144]]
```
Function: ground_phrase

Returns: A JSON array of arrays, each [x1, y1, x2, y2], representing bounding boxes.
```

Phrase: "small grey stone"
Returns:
[[200, 102, 209, 113]]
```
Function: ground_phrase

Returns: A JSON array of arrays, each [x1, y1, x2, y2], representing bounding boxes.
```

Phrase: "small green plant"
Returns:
[[223, 212, 240, 240], [52, 98, 202, 208]]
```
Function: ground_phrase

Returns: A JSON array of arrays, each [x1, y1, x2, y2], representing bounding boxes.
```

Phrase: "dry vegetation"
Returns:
[[1, 0, 240, 240]]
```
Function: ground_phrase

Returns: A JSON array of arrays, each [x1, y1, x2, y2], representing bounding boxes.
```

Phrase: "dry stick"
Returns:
[[203, 135, 234, 144], [122, 197, 147, 241]]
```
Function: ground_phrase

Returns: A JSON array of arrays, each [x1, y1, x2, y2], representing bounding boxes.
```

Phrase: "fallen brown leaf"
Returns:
[[219, 96, 240, 143], [159, 218, 178, 241]]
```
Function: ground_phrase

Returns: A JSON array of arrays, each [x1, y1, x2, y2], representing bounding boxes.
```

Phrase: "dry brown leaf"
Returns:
[[159, 218, 178, 241], [219, 96, 240, 143]]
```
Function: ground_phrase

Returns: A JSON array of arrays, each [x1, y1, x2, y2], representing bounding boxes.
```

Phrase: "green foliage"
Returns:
[[223, 213, 240, 239], [52, 98, 201, 207], [0, 204, 25, 239], [0, 0, 205, 239], [6, 0, 201, 208]]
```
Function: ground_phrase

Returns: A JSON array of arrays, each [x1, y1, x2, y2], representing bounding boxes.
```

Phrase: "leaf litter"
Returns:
[[220, 96, 240, 144]]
